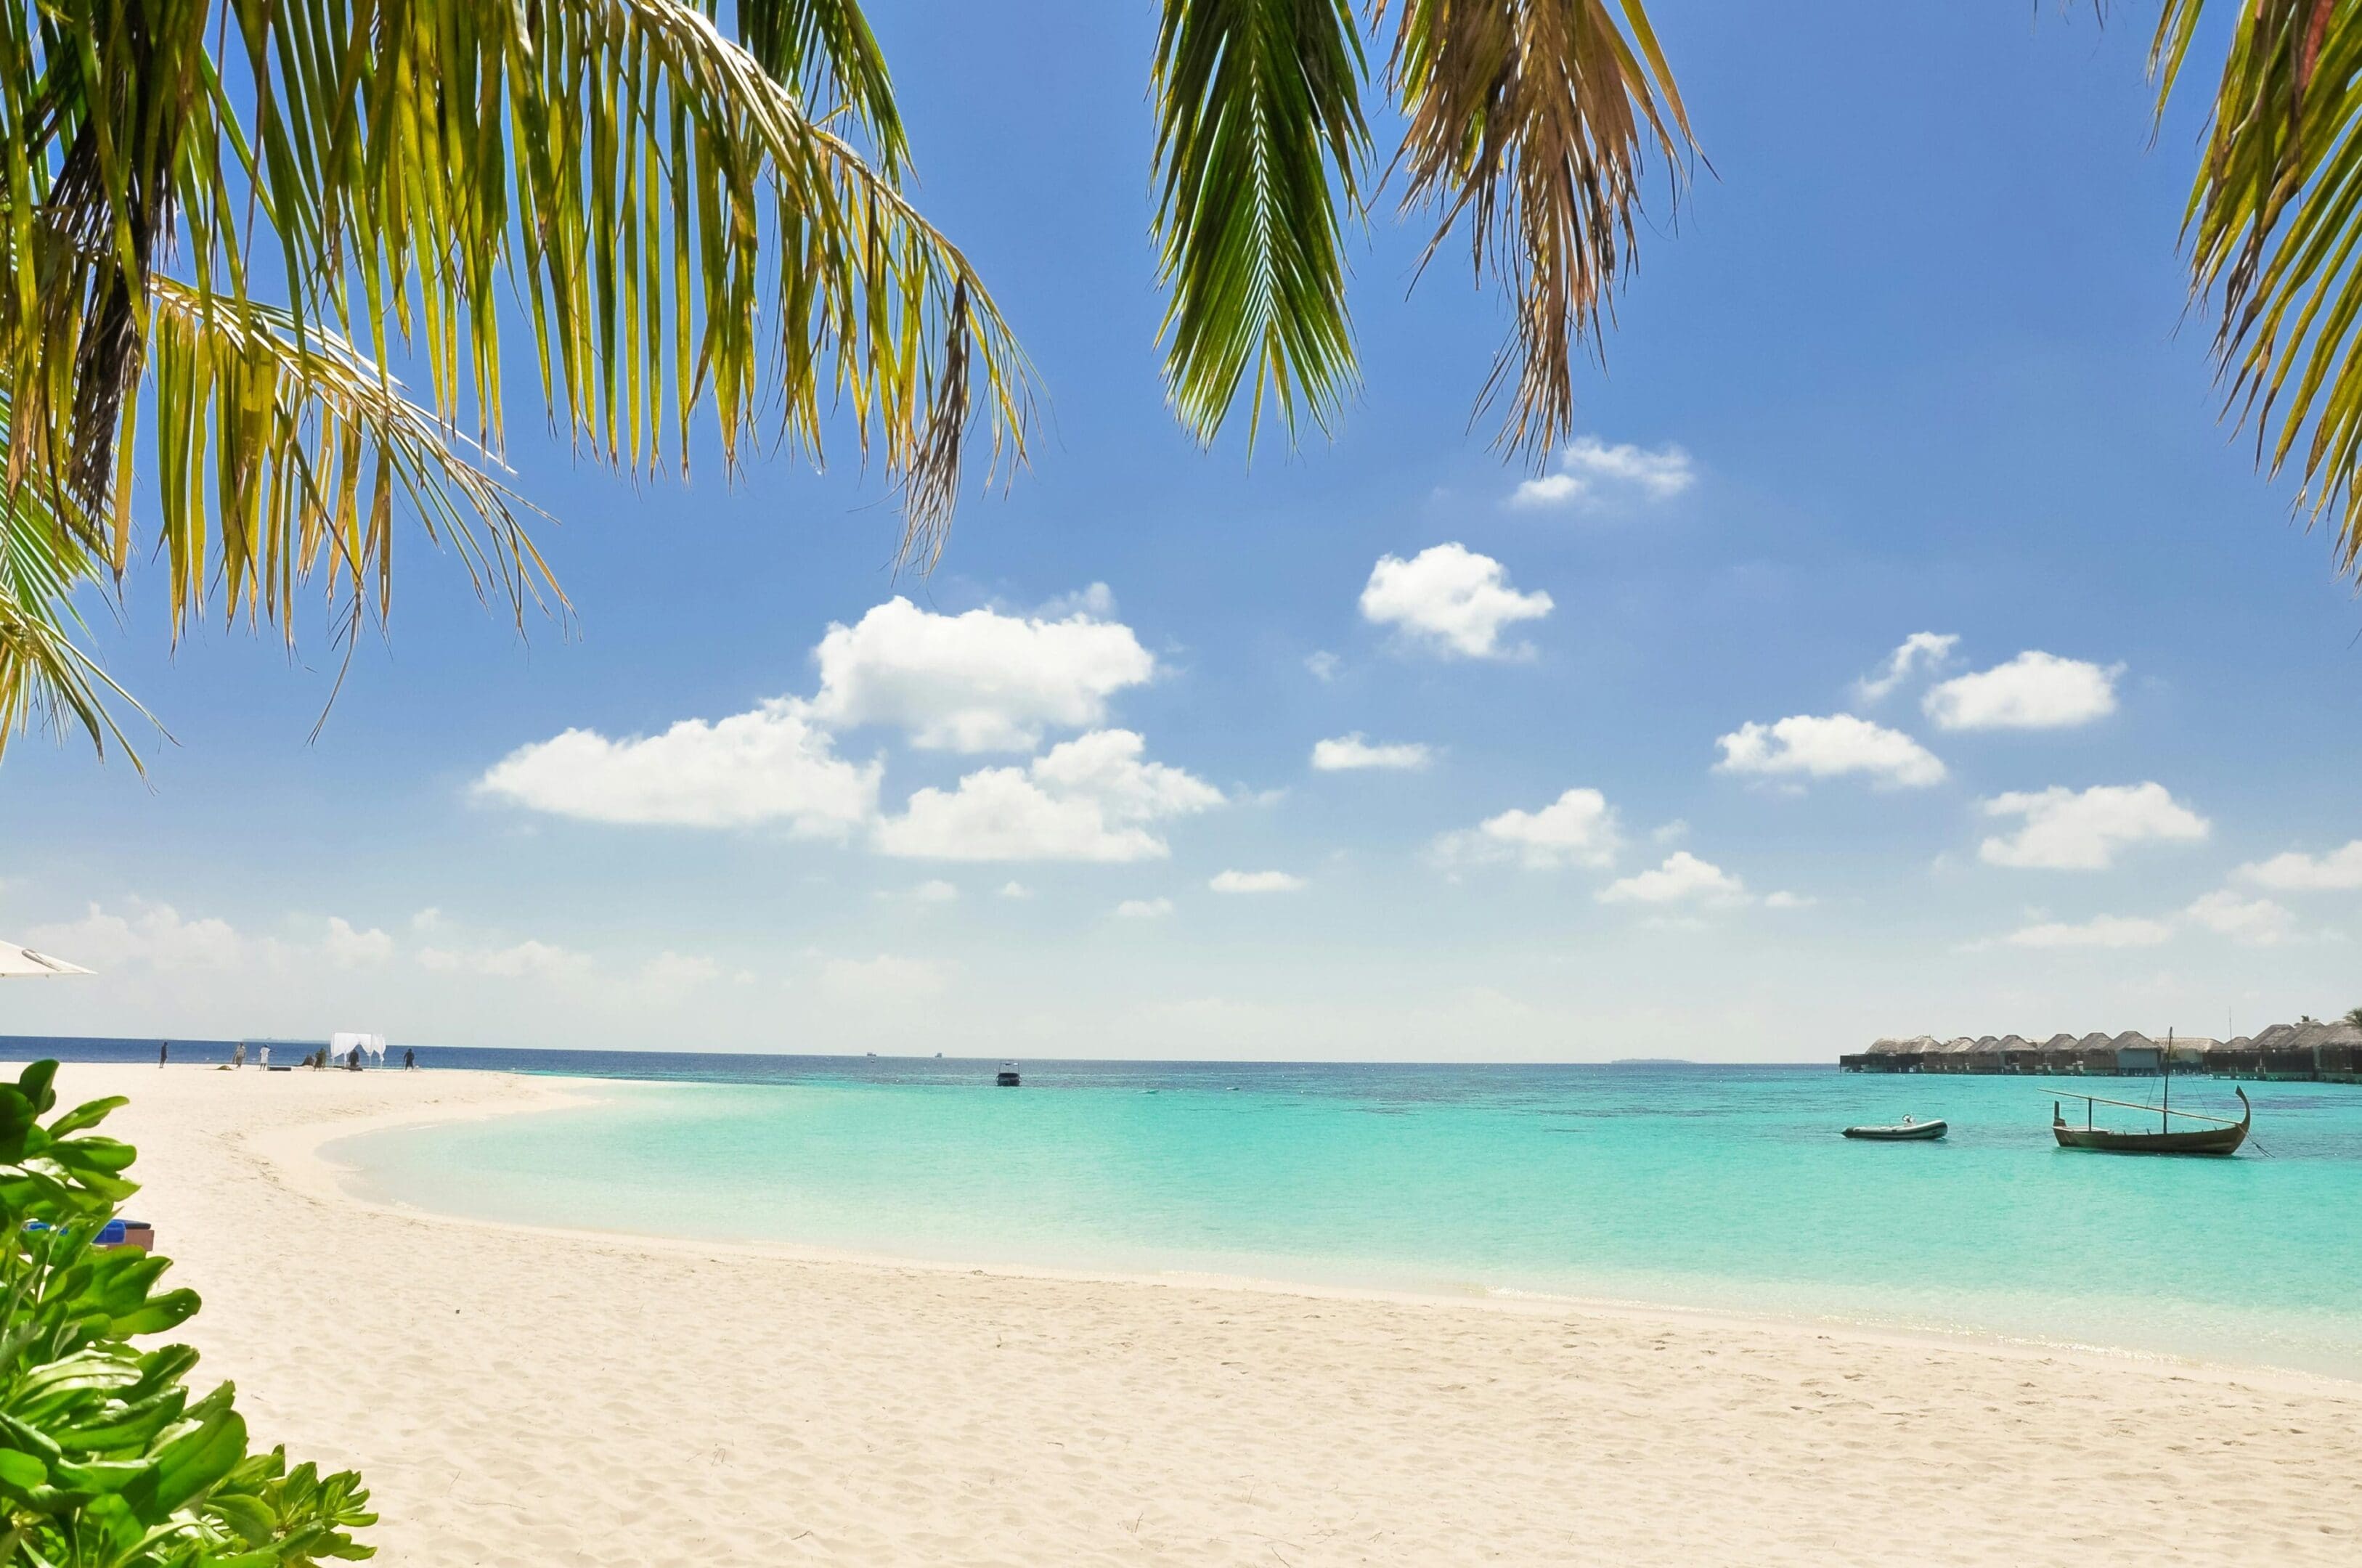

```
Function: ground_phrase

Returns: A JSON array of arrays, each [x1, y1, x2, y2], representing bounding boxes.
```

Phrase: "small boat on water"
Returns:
[[995, 1063, 1021, 1087], [1842, 1118, 1947, 1141], [2050, 1029, 2250, 1156], [2053, 1087, 2248, 1155]]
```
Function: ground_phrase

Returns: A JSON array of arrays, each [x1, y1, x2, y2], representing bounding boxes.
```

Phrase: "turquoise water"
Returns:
[[334, 1062, 2362, 1376]]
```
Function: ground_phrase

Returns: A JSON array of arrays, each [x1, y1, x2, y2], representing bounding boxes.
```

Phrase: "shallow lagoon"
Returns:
[[335, 1061, 2362, 1376]]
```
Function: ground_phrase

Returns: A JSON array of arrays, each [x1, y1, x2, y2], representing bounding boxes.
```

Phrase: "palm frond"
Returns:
[[0, 477, 155, 767], [1380, 0, 1693, 460], [1152, 0, 1370, 449], [137, 277, 556, 642], [2157, 0, 2362, 578], [736, 0, 908, 174]]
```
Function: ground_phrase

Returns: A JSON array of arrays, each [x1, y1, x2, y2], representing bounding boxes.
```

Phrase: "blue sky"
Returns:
[[7, 3, 2362, 1058]]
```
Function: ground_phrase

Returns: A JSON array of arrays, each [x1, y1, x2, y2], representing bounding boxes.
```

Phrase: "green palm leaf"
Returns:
[[1152, 0, 1371, 449], [1380, 0, 1694, 461], [2157, 0, 2362, 579]]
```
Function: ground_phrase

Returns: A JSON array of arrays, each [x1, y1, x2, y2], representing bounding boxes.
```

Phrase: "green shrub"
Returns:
[[0, 1061, 374, 1565]]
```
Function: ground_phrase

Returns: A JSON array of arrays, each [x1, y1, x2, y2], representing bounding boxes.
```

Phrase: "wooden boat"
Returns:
[[2051, 1087, 2248, 1156], [1842, 1119, 1947, 1141]]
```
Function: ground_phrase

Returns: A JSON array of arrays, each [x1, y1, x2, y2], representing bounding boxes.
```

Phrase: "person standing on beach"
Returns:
[[158, 1041, 167, 1069], [404, 1048, 415, 1071]]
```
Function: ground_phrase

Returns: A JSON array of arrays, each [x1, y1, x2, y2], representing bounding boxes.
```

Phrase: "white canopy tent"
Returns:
[[329, 1032, 386, 1065], [0, 942, 91, 978]]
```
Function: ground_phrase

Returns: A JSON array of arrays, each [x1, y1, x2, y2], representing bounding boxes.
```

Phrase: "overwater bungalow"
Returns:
[[2165, 1036, 2214, 1073], [2075, 1031, 2117, 1075], [1936, 1036, 1979, 1074], [2252, 1023, 2318, 1080], [2110, 1031, 2160, 1076], [1998, 1034, 2040, 1074], [2204, 1036, 2260, 1077], [1967, 1034, 2006, 1074], [2316, 1024, 2362, 1083], [2037, 1032, 2082, 1074]]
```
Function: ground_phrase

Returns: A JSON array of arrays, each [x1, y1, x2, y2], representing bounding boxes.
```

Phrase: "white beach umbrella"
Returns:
[[0, 942, 91, 978]]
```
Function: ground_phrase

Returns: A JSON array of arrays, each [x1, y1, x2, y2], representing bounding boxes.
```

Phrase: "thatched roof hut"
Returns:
[[2162, 1035, 2214, 1069], [2075, 1031, 2117, 1074], [1999, 1034, 2040, 1073], [2109, 1030, 2160, 1075], [2309, 1022, 2362, 1080], [2202, 1035, 2259, 1077], [2252, 1022, 2319, 1079], [2038, 1032, 2082, 1073]]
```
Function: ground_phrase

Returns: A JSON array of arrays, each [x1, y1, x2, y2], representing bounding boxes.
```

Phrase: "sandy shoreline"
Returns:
[[47, 1061, 2362, 1565]]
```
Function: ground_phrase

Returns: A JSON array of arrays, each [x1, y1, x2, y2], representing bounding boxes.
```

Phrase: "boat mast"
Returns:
[[2163, 1028, 2171, 1132]]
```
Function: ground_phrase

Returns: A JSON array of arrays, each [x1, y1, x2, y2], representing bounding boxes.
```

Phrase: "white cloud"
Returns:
[[1714, 714, 1946, 788], [1434, 787, 1622, 870], [2236, 839, 2362, 891], [1923, 651, 2122, 731], [1359, 544, 1553, 658], [1855, 632, 1958, 703], [28, 901, 245, 972], [1033, 582, 1117, 620], [1507, 473, 1582, 508], [2184, 890, 2297, 947], [321, 917, 394, 969], [1599, 852, 1746, 906], [417, 938, 590, 980], [816, 953, 949, 1005], [874, 730, 1222, 862], [1311, 733, 1432, 772], [1763, 890, 1815, 910], [911, 880, 960, 904], [1977, 783, 2210, 870], [998, 881, 1033, 899], [809, 596, 1155, 753], [2002, 915, 2176, 950], [1507, 436, 1695, 509], [1113, 898, 1173, 920], [474, 699, 879, 833], [1304, 650, 1340, 682], [1210, 870, 1306, 894]]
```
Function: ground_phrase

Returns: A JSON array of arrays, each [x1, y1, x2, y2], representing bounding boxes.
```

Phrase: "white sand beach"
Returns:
[[57, 1062, 2362, 1567]]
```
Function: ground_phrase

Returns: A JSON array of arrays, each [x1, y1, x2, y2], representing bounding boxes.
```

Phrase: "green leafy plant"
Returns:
[[0, 1060, 374, 1566], [2345, 1005, 2362, 1029]]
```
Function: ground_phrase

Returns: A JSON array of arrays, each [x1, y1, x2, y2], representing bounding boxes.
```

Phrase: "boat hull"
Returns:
[[1842, 1121, 1947, 1141], [2051, 1122, 2245, 1155], [2052, 1087, 2248, 1156]]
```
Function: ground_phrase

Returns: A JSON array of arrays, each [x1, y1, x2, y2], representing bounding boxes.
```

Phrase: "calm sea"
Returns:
[[66, 1045, 2321, 1379]]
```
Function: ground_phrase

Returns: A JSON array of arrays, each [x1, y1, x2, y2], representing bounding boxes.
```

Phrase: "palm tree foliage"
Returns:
[[2155, 0, 2362, 580], [0, 0, 1027, 762], [12, 2, 2362, 772]]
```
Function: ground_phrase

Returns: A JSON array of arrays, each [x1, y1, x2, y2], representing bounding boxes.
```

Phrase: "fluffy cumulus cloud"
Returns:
[[28, 901, 248, 972], [2002, 915, 2176, 950], [320, 917, 395, 969], [1599, 852, 1746, 906], [807, 596, 1154, 752], [2236, 839, 2362, 891], [1359, 544, 1552, 658], [2183, 890, 2298, 947], [1923, 651, 2122, 731], [1854, 632, 1958, 703], [1311, 733, 1432, 772], [1434, 787, 1622, 870], [1507, 436, 1695, 509], [474, 699, 880, 833], [874, 730, 1222, 862], [1210, 870, 1306, 894], [1714, 714, 1946, 788], [1977, 783, 2210, 870]]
